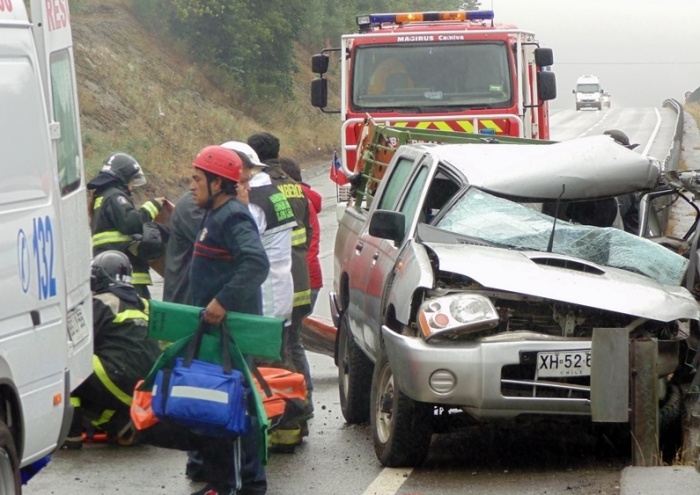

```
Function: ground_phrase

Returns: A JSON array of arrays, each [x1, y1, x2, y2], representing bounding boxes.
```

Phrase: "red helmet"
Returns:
[[192, 145, 242, 183]]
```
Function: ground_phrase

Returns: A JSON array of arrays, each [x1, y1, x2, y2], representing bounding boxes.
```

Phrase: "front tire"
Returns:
[[0, 421, 21, 495], [370, 348, 432, 467], [338, 313, 372, 424]]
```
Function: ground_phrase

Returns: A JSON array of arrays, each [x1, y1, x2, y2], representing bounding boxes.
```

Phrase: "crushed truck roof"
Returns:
[[416, 135, 659, 200]]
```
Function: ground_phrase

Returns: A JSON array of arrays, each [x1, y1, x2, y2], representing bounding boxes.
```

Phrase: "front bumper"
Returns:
[[578, 100, 600, 108], [382, 327, 594, 420], [382, 327, 681, 421]]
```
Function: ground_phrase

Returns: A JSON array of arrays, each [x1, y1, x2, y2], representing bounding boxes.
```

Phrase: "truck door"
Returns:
[[30, 0, 93, 390], [361, 158, 431, 354]]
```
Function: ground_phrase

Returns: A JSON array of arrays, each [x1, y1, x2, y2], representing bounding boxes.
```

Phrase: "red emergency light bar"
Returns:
[[357, 10, 495, 30]]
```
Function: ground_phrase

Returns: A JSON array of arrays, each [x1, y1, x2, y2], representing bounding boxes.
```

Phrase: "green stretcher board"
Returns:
[[148, 300, 283, 361]]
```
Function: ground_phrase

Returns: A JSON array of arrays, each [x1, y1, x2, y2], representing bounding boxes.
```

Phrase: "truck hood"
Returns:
[[424, 242, 700, 322]]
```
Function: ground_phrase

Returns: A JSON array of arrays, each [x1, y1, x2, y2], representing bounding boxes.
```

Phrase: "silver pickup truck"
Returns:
[[326, 129, 700, 467]]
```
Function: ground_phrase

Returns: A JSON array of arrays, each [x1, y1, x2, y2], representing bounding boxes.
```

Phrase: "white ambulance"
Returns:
[[573, 74, 603, 110], [0, 0, 92, 490]]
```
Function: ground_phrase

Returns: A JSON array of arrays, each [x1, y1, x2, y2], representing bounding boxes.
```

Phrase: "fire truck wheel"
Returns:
[[0, 421, 21, 495], [338, 313, 372, 424], [370, 348, 432, 467]]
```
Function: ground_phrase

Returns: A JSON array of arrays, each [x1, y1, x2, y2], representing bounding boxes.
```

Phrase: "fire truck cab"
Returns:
[[311, 10, 557, 175]]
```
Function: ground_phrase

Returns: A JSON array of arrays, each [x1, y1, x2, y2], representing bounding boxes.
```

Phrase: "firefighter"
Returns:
[[367, 57, 414, 95], [278, 157, 323, 312], [248, 133, 314, 451], [63, 250, 161, 449], [87, 152, 166, 299]]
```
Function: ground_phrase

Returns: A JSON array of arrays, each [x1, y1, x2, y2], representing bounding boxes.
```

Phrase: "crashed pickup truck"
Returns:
[[320, 125, 700, 467]]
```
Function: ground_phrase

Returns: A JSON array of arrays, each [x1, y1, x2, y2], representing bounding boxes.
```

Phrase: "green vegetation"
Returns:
[[67, 0, 480, 199], [129, 0, 458, 102]]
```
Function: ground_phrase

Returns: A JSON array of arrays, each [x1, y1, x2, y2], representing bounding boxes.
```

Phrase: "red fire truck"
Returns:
[[311, 10, 557, 176]]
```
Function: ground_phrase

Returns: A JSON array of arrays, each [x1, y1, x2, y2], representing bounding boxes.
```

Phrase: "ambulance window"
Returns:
[[0, 56, 51, 205], [50, 49, 82, 195]]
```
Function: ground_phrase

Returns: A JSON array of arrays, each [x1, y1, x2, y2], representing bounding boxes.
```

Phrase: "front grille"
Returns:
[[501, 362, 590, 399]]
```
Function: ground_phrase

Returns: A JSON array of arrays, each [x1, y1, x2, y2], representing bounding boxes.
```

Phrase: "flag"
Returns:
[[329, 150, 349, 186]]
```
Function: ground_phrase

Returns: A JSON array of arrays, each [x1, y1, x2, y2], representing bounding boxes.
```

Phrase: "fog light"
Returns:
[[429, 369, 456, 394]]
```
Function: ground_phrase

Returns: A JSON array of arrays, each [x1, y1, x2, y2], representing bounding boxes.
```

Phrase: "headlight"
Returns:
[[418, 294, 499, 341]]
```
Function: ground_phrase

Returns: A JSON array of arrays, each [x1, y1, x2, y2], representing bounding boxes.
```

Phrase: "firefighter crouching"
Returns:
[[63, 250, 162, 449], [87, 152, 167, 299]]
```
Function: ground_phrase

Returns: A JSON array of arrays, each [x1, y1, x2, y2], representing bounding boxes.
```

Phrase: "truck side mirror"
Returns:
[[369, 210, 405, 245], [534, 48, 554, 67], [538, 71, 557, 101], [311, 78, 328, 108], [572, 89, 576, 94], [312, 54, 329, 74]]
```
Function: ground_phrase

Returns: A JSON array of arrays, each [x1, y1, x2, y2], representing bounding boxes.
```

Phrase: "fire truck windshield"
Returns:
[[352, 42, 512, 112]]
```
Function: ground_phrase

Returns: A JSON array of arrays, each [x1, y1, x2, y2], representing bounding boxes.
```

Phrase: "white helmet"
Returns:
[[220, 141, 267, 168]]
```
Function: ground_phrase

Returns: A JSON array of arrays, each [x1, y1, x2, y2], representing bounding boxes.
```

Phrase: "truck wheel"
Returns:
[[0, 421, 21, 495], [338, 313, 372, 424], [370, 349, 432, 467], [576, 104, 581, 111]]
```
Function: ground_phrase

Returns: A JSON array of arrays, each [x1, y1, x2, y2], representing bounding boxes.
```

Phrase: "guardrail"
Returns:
[[653, 99, 685, 235], [663, 98, 684, 173]]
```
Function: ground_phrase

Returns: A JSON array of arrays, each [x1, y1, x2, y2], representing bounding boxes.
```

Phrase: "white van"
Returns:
[[0, 0, 92, 489], [573, 75, 603, 110]]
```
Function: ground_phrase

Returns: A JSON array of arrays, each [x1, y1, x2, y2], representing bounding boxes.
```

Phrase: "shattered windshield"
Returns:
[[436, 188, 688, 286]]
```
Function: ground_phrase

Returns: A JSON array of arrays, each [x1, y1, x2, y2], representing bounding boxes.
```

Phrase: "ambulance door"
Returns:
[[0, 0, 69, 460], [30, 0, 93, 391]]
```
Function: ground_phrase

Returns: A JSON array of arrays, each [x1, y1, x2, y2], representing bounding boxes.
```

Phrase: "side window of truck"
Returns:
[[421, 171, 461, 223], [376, 157, 414, 210], [399, 166, 429, 234], [50, 49, 82, 195]]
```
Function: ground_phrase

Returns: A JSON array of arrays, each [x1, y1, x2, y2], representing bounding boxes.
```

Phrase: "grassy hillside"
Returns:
[[72, 0, 339, 201]]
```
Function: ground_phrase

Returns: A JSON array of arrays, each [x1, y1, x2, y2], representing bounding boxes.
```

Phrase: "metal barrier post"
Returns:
[[630, 338, 660, 466]]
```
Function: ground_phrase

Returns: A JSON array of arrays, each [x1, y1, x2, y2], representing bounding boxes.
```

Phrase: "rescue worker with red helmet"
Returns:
[[188, 145, 270, 495], [87, 152, 166, 299], [63, 250, 161, 449]]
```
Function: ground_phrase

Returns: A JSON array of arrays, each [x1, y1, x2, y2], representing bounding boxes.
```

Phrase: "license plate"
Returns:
[[67, 306, 89, 344], [536, 350, 591, 377]]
